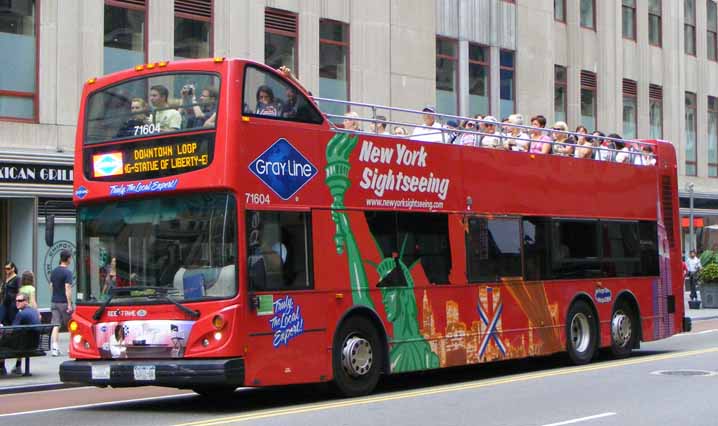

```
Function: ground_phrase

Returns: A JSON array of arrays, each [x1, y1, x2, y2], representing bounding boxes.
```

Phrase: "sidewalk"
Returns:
[[1, 294, 716, 395]]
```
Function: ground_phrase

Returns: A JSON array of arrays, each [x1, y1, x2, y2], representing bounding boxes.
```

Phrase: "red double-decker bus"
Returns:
[[59, 57, 687, 397]]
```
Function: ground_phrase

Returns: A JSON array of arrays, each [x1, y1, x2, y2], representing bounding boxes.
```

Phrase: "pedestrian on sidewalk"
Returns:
[[2, 261, 20, 325], [5, 292, 41, 374], [687, 250, 702, 302], [49, 250, 74, 357]]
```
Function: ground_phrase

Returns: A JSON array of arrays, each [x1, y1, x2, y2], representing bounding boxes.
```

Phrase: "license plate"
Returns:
[[133, 365, 156, 381], [91, 365, 110, 380]]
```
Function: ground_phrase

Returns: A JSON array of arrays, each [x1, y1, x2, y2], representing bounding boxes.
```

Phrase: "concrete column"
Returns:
[[38, 0, 58, 125], [565, 0, 580, 127], [147, 0, 174, 62]]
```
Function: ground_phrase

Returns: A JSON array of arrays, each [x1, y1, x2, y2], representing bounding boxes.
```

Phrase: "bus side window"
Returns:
[[242, 66, 323, 124], [467, 217, 522, 283]]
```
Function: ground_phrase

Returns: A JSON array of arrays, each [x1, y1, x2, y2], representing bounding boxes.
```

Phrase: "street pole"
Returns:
[[688, 183, 695, 252]]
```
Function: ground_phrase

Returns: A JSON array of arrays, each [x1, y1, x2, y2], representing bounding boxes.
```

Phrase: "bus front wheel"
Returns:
[[566, 300, 598, 365], [332, 316, 383, 397]]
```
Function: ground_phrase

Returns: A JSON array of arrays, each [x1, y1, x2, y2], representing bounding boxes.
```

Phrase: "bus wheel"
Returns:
[[332, 316, 382, 397], [610, 300, 637, 358], [566, 300, 598, 365]]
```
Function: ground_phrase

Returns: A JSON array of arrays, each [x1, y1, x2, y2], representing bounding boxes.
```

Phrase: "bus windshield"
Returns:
[[85, 73, 220, 144], [77, 192, 237, 304]]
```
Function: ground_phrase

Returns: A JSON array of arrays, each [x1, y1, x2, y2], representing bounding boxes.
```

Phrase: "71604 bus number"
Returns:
[[245, 193, 270, 205], [133, 124, 161, 136]]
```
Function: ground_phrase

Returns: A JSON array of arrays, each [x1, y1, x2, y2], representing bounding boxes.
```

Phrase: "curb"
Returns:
[[690, 315, 718, 322], [0, 382, 81, 395]]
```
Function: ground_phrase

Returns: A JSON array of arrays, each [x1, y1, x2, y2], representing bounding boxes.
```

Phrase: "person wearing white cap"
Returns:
[[506, 113, 530, 151], [411, 105, 446, 143], [479, 115, 502, 149]]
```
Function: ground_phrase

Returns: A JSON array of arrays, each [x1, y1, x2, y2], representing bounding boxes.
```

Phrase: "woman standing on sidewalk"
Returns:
[[2, 261, 20, 325]]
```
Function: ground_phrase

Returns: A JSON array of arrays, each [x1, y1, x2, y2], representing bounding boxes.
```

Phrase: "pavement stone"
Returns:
[[0, 292, 716, 395]]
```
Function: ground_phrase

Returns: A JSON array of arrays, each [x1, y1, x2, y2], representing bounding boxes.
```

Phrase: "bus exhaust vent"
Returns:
[[661, 176, 675, 247]]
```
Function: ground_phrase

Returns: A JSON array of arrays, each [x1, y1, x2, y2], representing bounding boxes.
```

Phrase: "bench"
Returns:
[[0, 324, 55, 376]]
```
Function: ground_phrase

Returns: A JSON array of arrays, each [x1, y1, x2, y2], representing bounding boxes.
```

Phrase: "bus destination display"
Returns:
[[84, 133, 214, 182]]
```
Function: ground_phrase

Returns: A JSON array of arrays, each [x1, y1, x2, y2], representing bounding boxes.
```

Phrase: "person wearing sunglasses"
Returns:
[[2, 261, 20, 326], [4, 292, 41, 375]]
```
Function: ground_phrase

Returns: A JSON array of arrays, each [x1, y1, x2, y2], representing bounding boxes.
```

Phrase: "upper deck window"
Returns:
[[85, 73, 220, 144], [242, 66, 323, 124]]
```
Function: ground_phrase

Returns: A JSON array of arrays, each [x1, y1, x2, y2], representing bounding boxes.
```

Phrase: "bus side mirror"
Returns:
[[45, 214, 55, 247]]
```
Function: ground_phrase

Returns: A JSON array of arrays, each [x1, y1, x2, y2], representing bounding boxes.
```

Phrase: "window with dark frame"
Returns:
[[580, 0, 595, 29], [580, 70, 597, 132], [686, 92, 698, 176], [319, 19, 349, 122], [264, 8, 298, 72], [0, 0, 37, 121], [649, 0, 662, 47], [623, 79, 637, 140], [469, 43, 490, 117], [246, 210, 313, 291], [709, 96, 718, 177], [554, 0, 566, 22], [649, 84, 664, 139], [467, 217, 522, 283], [622, 0, 636, 40], [104, 0, 147, 75], [174, 0, 212, 60], [551, 220, 602, 279], [554, 65, 567, 124], [685, 0, 696, 55], [708, 0, 718, 61], [436, 37, 459, 116], [500, 50, 515, 120]]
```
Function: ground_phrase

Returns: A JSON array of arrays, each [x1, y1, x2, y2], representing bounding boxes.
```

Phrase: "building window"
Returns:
[[580, 0, 595, 29], [0, 0, 36, 121], [436, 37, 458, 116], [708, 0, 718, 61], [580, 71, 597, 132], [264, 8, 298, 71], [554, 0, 566, 22], [649, 0, 662, 47], [500, 50, 515, 119], [709, 96, 718, 177], [469, 43, 490, 117], [649, 84, 663, 139], [685, 92, 697, 176], [622, 0, 636, 40], [685, 0, 696, 55], [174, 0, 212, 59], [319, 20, 349, 121], [104, 0, 146, 75], [623, 79, 637, 140], [554, 65, 567, 124]]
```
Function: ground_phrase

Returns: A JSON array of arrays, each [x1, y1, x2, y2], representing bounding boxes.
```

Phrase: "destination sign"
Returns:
[[83, 133, 214, 182]]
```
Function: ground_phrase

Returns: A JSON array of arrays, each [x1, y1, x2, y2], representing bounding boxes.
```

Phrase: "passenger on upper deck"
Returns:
[[411, 105, 445, 143], [636, 144, 656, 166], [593, 131, 614, 161], [116, 98, 150, 138], [550, 121, 575, 156], [392, 126, 408, 136], [479, 116, 502, 149], [612, 134, 633, 164], [256, 85, 281, 116], [574, 125, 593, 159], [343, 111, 361, 131], [528, 115, 552, 154], [456, 119, 480, 147], [179, 85, 218, 128], [505, 114, 530, 152], [369, 115, 391, 135], [149, 85, 181, 132]]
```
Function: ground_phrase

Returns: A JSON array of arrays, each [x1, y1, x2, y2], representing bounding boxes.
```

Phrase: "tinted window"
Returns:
[[639, 221, 659, 276], [602, 221, 641, 277], [365, 211, 451, 285], [523, 217, 550, 281], [243, 66, 323, 124], [247, 211, 313, 291], [467, 217, 522, 282], [551, 220, 602, 278]]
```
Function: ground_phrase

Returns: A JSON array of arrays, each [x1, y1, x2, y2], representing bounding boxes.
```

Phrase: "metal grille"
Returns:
[[581, 70, 597, 88], [175, 0, 212, 19], [107, 0, 146, 8], [661, 176, 675, 247], [265, 8, 297, 34], [38, 198, 76, 218], [623, 79, 637, 96], [650, 84, 663, 100]]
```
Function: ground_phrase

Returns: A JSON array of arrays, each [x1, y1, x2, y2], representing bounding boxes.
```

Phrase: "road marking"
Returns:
[[0, 393, 192, 418], [0, 386, 93, 398], [540, 412, 616, 426], [175, 346, 718, 426]]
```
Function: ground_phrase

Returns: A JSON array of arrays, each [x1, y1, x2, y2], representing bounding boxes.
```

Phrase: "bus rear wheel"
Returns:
[[566, 300, 598, 365], [610, 300, 638, 358], [332, 316, 383, 397]]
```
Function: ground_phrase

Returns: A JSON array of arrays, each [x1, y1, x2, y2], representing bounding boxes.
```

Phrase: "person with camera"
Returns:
[[181, 85, 218, 128]]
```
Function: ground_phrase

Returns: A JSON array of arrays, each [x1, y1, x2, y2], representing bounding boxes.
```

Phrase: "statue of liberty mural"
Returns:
[[325, 132, 438, 372]]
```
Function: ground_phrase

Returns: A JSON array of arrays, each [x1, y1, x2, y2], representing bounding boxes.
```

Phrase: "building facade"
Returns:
[[1, 0, 717, 308]]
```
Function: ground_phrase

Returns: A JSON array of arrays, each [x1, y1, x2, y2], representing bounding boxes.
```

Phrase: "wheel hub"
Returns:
[[341, 336, 373, 378], [611, 310, 632, 347], [570, 313, 591, 353]]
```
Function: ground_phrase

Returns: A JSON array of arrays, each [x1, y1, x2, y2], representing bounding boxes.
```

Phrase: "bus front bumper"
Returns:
[[60, 358, 245, 388]]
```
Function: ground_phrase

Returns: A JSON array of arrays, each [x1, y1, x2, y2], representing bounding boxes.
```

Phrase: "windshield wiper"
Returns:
[[158, 293, 200, 320], [92, 287, 133, 321]]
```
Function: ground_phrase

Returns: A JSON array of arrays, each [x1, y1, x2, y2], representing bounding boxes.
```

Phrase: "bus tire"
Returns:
[[332, 315, 383, 397], [566, 299, 598, 365], [610, 299, 638, 358]]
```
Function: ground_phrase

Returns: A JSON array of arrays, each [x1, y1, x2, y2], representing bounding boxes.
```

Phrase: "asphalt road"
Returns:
[[2, 322, 717, 426]]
